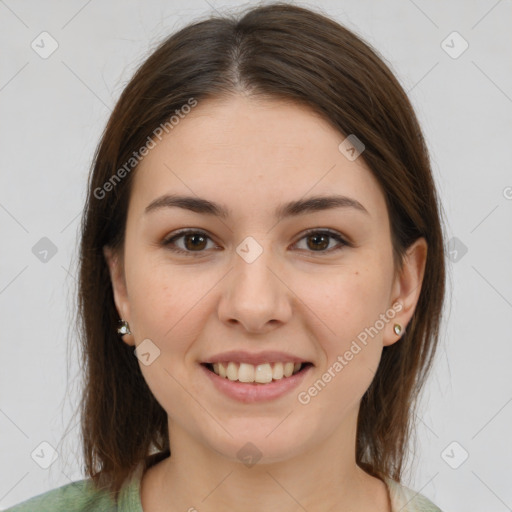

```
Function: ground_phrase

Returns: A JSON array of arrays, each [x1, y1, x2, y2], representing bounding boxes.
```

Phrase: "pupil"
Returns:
[[185, 234, 206, 250], [308, 234, 328, 251]]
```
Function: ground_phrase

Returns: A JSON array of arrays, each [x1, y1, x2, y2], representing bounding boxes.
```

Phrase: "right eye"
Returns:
[[162, 229, 219, 256]]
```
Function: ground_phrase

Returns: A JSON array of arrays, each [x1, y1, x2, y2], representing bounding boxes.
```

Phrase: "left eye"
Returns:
[[162, 229, 348, 255], [294, 230, 348, 252]]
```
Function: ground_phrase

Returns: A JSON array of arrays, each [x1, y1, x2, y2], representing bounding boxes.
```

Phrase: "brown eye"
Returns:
[[162, 230, 216, 255], [294, 230, 348, 253], [163, 228, 348, 257], [183, 233, 208, 251], [306, 233, 330, 251]]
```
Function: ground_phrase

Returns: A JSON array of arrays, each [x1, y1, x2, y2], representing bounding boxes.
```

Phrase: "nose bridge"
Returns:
[[235, 236, 274, 292], [218, 234, 291, 331]]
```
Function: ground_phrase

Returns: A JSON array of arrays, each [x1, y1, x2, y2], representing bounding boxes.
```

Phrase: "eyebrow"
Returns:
[[144, 193, 369, 219]]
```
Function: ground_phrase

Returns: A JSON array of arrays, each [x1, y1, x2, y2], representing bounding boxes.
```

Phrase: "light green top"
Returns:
[[3, 463, 442, 512]]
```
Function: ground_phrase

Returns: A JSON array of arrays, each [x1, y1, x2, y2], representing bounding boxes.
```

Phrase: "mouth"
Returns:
[[201, 361, 314, 384]]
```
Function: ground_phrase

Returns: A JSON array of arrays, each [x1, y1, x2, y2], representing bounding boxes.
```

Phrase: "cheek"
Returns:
[[301, 264, 392, 345], [126, 254, 229, 367], [125, 260, 215, 415], [294, 267, 392, 417], [296, 259, 394, 406]]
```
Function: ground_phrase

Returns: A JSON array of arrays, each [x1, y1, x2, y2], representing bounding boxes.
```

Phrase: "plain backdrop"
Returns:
[[1, 0, 511, 510]]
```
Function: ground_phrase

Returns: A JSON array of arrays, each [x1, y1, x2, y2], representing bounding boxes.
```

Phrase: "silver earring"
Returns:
[[393, 324, 402, 336], [117, 320, 131, 336]]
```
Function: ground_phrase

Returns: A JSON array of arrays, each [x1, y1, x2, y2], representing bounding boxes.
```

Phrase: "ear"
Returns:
[[103, 245, 135, 346], [383, 237, 427, 347]]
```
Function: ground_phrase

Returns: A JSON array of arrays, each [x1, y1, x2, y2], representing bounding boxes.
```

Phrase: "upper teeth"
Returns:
[[211, 362, 302, 383]]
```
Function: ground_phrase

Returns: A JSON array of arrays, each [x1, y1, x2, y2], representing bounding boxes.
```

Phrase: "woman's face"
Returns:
[[105, 95, 426, 464]]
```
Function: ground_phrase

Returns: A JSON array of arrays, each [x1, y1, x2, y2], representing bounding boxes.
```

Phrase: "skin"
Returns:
[[104, 95, 427, 512]]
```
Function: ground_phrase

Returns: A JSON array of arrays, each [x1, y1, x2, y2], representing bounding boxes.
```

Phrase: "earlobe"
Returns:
[[383, 237, 428, 347], [103, 245, 134, 345]]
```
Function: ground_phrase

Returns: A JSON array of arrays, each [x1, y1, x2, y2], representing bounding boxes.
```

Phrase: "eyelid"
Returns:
[[161, 227, 351, 255], [293, 228, 350, 247], [162, 228, 219, 256], [291, 229, 351, 256]]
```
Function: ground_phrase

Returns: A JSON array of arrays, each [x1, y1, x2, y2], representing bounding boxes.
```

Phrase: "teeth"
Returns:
[[254, 363, 272, 383], [272, 362, 284, 380], [212, 361, 304, 383], [226, 362, 238, 381], [238, 363, 255, 383]]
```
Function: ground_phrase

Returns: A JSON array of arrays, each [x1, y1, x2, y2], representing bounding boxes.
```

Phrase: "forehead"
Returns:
[[128, 95, 387, 221]]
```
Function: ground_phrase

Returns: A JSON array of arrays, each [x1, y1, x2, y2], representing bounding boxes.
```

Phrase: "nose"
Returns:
[[217, 240, 293, 334]]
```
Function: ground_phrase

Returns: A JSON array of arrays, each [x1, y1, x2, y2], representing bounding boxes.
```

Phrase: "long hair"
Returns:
[[76, 2, 445, 500]]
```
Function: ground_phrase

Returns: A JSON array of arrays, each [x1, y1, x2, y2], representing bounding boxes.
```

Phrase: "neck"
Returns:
[[140, 407, 391, 512]]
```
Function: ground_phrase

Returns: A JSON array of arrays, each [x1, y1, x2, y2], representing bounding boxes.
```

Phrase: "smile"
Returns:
[[203, 361, 312, 384]]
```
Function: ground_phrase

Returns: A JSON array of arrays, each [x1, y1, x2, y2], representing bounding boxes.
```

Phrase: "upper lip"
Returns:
[[202, 350, 312, 366]]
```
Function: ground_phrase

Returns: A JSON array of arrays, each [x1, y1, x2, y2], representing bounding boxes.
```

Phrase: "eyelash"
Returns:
[[161, 228, 350, 257]]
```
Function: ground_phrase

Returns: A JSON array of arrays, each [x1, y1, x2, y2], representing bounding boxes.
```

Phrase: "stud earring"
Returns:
[[393, 324, 402, 336], [117, 319, 131, 336]]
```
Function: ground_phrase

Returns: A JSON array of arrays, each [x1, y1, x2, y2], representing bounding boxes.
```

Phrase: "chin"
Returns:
[[204, 424, 312, 466]]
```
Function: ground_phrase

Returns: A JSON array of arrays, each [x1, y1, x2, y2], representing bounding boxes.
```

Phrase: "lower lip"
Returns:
[[200, 363, 313, 403]]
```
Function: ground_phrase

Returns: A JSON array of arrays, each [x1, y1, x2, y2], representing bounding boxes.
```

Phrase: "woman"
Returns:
[[6, 3, 445, 511]]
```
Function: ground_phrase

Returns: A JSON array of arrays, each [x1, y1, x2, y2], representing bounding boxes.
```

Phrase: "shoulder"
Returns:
[[2, 478, 117, 512], [384, 477, 444, 512]]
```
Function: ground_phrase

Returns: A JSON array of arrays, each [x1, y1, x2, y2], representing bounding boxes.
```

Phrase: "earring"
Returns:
[[117, 319, 131, 336], [393, 324, 402, 336]]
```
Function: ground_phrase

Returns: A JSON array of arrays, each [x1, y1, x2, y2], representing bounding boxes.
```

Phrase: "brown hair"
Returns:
[[76, 2, 445, 500]]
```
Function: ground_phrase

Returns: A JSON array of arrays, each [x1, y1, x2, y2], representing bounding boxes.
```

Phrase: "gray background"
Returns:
[[1, 0, 511, 510]]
